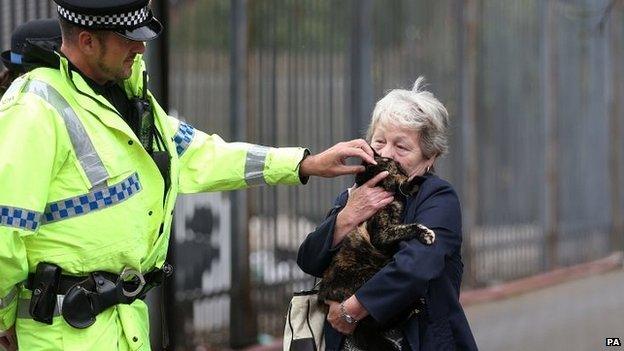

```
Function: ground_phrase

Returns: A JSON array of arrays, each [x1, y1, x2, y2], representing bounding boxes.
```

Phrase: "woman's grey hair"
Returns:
[[365, 76, 450, 159]]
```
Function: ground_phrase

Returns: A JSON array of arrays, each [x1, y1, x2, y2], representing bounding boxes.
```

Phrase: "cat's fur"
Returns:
[[318, 155, 435, 350]]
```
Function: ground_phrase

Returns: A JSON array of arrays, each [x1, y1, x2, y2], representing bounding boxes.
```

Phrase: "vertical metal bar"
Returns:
[[539, 0, 550, 271], [608, 4, 623, 252], [328, 2, 336, 144], [51, 0, 56, 18], [160, 0, 173, 345], [459, 0, 479, 287], [0, 0, 8, 50], [18, 0, 24, 23], [349, 0, 373, 139], [229, 0, 256, 348], [541, 0, 559, 270], [142, 1, 171, 349], [145, 0, 169, 109], [10, 0, 17, 46]]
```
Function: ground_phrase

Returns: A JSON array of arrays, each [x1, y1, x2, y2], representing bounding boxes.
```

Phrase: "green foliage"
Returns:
[[169, 0, 231, 51], [169, 0, 352, 52], [247, 0, 350, 51]]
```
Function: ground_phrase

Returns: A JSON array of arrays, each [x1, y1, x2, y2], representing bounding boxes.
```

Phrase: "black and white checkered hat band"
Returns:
[[57, 5, 150, 28]]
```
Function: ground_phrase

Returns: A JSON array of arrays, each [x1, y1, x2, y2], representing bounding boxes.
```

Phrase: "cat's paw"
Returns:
[[417, 224, 435, 245]]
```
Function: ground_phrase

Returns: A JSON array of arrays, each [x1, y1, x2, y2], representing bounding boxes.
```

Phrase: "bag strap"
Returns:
[[287, 299, 295, 341], [305, 298, 318, 350]]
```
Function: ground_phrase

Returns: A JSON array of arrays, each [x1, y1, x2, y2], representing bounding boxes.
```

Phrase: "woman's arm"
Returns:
[[297, 171, 395, 276], [350, 182, 463, 325], [296, 193, 349, 277]]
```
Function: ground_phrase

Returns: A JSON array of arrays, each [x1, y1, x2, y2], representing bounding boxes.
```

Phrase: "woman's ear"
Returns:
[[426, 156, 437, 172]]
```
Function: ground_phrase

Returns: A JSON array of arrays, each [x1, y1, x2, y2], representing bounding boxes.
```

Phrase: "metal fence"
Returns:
[[2, 0, 623, 350], [167, 0, 624, 349]]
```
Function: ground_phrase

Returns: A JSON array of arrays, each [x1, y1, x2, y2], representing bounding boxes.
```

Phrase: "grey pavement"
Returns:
[[465, 268, 624, 351]]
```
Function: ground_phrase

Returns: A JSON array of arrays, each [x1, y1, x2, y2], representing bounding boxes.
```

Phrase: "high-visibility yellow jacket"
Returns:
[[0, 54, 306, 350]]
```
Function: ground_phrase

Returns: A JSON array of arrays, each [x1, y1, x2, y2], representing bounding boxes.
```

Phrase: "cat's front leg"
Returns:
[[376, 223, 435, 248]]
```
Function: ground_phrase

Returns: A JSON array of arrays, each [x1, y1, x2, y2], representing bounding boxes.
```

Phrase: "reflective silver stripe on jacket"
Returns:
[[17, 295, 64, 319], [237, 143, 269, 186], [0, 286, 18, 308], [25, 79, 109, 189], [42, 173, 142, 224]]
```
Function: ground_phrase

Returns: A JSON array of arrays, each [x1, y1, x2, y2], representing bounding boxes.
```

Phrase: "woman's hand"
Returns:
[[333, 171, 394, 246], [326, 300, 355, 335], [326, 295, 369, 335]]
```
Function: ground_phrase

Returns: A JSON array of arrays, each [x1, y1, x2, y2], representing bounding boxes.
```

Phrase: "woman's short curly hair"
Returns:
[[366, 77, 450, 159]]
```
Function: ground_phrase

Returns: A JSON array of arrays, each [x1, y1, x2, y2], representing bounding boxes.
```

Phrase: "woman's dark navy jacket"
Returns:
[[297, 173, 478, 351]]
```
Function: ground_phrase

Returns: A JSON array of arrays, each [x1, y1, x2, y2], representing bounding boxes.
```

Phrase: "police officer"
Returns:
[[0, 19, 61, 95], [0, 1, 377, 350]]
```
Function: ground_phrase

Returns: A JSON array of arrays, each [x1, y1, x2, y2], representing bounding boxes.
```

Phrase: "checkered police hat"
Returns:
[[53, 0, 162, 41]]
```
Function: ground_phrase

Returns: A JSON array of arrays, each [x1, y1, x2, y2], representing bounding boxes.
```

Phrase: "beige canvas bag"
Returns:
[[283, 286, 326, 351]]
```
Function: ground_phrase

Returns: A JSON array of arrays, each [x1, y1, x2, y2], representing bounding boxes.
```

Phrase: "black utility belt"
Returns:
[[25, 262, 173, 329]]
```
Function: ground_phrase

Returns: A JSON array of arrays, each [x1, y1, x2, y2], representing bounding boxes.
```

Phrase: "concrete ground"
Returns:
[[465, 268, 624, 351]]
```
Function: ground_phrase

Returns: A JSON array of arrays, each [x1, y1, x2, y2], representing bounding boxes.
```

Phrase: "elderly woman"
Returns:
[[297, 78, 478, 351]]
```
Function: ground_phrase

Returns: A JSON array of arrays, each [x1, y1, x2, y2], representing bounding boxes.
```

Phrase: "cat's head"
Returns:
[[354, 153, 420, 196]]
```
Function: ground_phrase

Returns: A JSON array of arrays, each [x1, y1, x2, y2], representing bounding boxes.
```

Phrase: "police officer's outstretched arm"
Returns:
[[168, 115, 375, 193]]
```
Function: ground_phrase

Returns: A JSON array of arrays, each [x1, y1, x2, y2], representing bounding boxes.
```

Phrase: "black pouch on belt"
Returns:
[[62, 272, 129, 329], [29, 262, 62, 324]]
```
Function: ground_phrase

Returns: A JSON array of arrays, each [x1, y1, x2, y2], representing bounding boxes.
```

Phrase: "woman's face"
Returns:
[[370, 122, 434, 178]]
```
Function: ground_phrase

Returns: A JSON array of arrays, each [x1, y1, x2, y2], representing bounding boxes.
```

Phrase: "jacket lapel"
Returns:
[[404, 318, 420, 351], [59, 57, 140, 144]]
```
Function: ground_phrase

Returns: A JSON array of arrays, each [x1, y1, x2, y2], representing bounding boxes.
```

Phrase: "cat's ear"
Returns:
[[356, 147, 379, 186], [362, 145, 378, 165], [371, 146, 381, 158]]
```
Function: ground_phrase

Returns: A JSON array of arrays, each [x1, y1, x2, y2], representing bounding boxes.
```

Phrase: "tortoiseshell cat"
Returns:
[[318, 155, 435, 350]]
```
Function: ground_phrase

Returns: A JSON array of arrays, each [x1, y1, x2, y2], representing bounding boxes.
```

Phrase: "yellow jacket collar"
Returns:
[[57, 53, 146, 101]]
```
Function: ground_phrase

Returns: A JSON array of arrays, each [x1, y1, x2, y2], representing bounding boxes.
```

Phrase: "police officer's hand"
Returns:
[[0, 326, 17, 351], [299, 139, 376, 178]]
